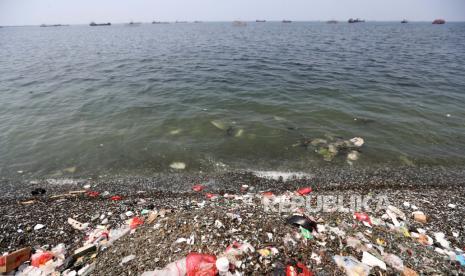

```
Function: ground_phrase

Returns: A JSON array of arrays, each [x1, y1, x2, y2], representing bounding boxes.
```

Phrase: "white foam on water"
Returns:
[[252, 171, 312, 181]]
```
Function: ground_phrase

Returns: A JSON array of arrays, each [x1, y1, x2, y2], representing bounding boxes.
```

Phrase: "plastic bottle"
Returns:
[[216, 257, 230, 275]]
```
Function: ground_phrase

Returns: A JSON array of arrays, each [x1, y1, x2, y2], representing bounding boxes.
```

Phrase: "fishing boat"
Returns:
[[282, 20, 292, 23], [89, 22, 111, 26], [432, 19, 446, 24], [348, 18, 365, 23], [401, 19, 408, 23]]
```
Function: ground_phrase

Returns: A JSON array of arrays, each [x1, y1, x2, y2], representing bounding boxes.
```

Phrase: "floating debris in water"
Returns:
[[350, 137, 364, 147], [169, 129, 182, 135], [211, 120, 227, 130], [63, 166, 77, 174], [169, 162, 186, 170], [235, 129, 244, 137], [347, 151, 360, 161]]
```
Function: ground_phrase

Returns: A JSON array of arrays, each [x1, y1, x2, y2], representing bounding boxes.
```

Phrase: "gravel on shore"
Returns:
[[1, 168, 465, 275]]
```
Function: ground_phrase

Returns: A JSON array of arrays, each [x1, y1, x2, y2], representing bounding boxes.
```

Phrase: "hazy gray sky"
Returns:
[[1, 0, 464, 25]]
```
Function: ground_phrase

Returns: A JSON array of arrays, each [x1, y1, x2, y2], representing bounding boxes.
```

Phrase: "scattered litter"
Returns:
[[34, 224, 45, 231], [361, 251, 386, 270], [120, 255, 136, 265], [170, 162, 186, 170]]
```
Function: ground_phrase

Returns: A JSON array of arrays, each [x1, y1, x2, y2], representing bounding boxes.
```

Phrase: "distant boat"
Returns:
[[90, 22, 111, 26], [152, 21, 169, 24], [256, 20, 266, 23], [233, 21, 247, 27], [327, 20, 338, 24], [401, 19, 408, 23], [282, 20, 292, 23], [194, 21, 203, 23], [432, 19, 446, 24], [40, 24, 68, 27], [127, 21, 141, 26], [175, 21, 188, 23], [348, 18, 365, 23]]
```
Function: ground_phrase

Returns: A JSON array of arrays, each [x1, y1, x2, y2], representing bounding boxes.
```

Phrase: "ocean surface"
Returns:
[[1, 22, 465, 177]]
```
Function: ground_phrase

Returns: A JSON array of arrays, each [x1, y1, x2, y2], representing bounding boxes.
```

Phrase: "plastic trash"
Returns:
[[34, 224, 45, 231], [333, 255, 370, 276], [382, 253, 404, 271], [296, 187, 312, 196], [31, 251, 54, 267], [110, 195, 122, 201], [186, 253, 217, 276], [456, 255, 465, 266], [216, 257, 230, 275], [86, 191, 99, 197], [434, 232, 450, 249], [120, 255, 136, 265], [354, 212, 372, 226], [192, 184, 206, 192], [402, 267, 418, 276], [412, 211, 427, 224], [300, 226, 313, 240], [286, 215, 318, 232], [386, 205, 406, 226], [361, 252, 386, 270], [286, 262, 313, 276], [68, 218, 89, 231], [129, 217, 144, 229]]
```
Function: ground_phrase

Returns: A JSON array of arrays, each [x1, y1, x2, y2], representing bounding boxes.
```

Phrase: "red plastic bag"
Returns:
[[86, 191, 99, 197], [31, 251, 54, 267], [192, 185, 206, 192], [110, 195, 122, 201], [297, 187, 312, 196], [129, 217, 144, 229], [205, 193, 216, 199], [354, 212, 372, 225], [186, 253, 217, 276], [262, 191, 274, 197], [286, 262, 313, 276]]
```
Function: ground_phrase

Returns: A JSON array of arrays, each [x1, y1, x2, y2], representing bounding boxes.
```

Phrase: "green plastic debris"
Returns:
[[300, 226, 313, 240]]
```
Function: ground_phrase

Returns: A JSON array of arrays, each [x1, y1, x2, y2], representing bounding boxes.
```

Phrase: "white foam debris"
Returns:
[[170, 162, 186, 170], [252, 171, 312, 181]]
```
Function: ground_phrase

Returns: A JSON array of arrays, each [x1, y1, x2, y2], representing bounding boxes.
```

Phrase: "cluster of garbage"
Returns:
[[294, 136, 365, 163], [1, 182, 464, 275]]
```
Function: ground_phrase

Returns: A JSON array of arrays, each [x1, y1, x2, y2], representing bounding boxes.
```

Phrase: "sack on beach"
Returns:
[[186, 253, 217, 276]]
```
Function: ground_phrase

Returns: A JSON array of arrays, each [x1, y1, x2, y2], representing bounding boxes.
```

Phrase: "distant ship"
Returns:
[[40, 24, 68, 27], [348, 18, 365, 23], [233, 21, 247, 27], [327, 20, 338, 24], [256, 20, 266, 23], [90, 22, 111, 26], [175, 21, 188, 23], [282, 20, 292, 23], [127, 21, 141, 26], [152, 21, 169, 24], [432, 19, 446, 24], [401, 19, 408, 23]]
